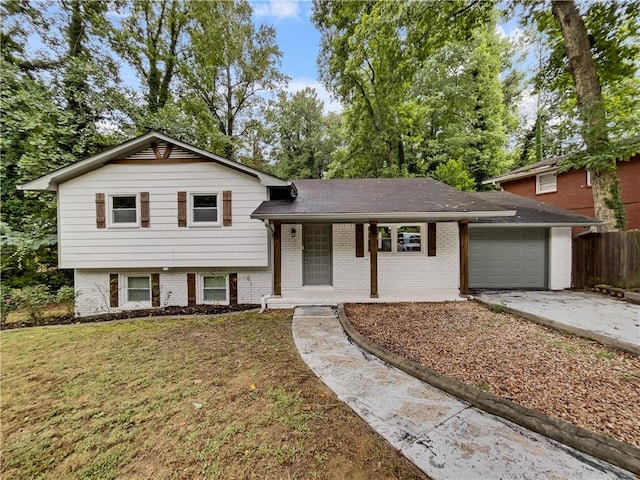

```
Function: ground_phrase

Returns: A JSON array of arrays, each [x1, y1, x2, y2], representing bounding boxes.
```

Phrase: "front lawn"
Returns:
[[1, 312, 426, 480]]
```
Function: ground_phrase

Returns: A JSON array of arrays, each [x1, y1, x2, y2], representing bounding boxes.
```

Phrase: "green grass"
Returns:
[[1, 312, 426, 480]]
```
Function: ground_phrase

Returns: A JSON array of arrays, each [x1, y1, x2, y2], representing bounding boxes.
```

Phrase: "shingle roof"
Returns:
[[252, 178, 514, 222], [471, 191, 601, 226]]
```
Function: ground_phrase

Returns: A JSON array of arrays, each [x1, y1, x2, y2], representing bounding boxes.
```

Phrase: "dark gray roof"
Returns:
[[252, 178, 514, 222], [471, 191, 601, 226]]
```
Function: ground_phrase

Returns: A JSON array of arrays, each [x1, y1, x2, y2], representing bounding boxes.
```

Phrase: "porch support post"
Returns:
[[273, 221, 282, 296], [459, 219, 469, 296], [369, 221, 378, 298]]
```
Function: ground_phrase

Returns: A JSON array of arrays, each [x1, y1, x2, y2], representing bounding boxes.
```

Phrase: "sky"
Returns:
[[250, 0, 343, 113]]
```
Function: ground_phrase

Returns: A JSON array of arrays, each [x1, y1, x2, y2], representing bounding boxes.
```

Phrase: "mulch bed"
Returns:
[[345, 301, 640, 448], [0, 304, 259, 330]]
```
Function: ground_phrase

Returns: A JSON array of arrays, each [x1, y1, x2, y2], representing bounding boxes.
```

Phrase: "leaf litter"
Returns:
[[345, 302, 640, 448]]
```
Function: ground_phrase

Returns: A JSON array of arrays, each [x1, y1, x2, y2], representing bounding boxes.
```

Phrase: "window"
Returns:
[[202, 275, 228, 304], [127, 276, 150, 303], [110, 195, 138, 225], [191, 193, 219, 224], [536, 172, 557, 194], [369, 225, 424, 254]]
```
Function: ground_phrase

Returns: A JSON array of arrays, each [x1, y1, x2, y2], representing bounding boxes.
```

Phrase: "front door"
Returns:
[[303, 225, 332, 285]]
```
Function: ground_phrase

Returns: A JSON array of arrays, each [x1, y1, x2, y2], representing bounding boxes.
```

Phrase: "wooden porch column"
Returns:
[[273, 221, 282, 296], [369, 221, 378, 298], [459, 219, 469, 296]]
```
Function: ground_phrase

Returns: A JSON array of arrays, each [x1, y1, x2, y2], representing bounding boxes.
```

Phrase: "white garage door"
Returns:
[[469, 228, 547, 289]]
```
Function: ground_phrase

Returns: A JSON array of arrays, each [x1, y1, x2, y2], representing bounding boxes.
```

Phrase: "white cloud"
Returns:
[[286, 78, 343, 114], [517, 88, 538, 128], [253, 0, 300, 19], [496, 23, 524, 43]]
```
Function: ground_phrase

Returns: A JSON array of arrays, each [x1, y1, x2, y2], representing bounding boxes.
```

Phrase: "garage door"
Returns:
[[469, 228, 547, 289]]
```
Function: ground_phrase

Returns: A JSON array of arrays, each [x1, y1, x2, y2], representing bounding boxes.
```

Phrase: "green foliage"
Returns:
[[268, 88, 339, 179], [432, 159, 476, 191], [11, 285, 52, 323], [56, 286, 76, 316]]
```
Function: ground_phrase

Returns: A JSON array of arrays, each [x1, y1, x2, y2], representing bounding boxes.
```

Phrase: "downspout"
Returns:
[[260, 294, 271, 313]]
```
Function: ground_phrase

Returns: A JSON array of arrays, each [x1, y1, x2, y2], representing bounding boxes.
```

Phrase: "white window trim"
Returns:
[[108, 193, 140, 228], [586, 170, 592, 187], [189, 192, 221, 227], [367, 224, 425, 255], [122, 274, 152, 307], [197, 274, 229, 305], [536, 172, 557, 194]]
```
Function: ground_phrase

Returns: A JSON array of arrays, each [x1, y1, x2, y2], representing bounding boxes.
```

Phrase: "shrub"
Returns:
[[56, 286, 75, 316], [11, 285, 52, 323], [1, 287, 17, 321], [487, 303, 507, 314]]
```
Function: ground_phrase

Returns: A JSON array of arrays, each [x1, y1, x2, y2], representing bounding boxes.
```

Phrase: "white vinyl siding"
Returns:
[[536, 172, 557, 194], [58, 162, 269, 268]]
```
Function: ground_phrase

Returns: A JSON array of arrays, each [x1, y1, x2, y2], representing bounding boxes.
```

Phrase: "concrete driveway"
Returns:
[[476, 290, 640, 355]]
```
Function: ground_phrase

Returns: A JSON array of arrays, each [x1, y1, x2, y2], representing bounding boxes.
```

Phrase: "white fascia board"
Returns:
[[252, 210, 516, 223], [483, 166, 557, 185], [19, 131, 288, 191], [470, 222, 602, 227]]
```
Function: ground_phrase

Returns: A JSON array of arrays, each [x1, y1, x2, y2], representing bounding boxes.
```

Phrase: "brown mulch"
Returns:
[[345, 302, 640, 448], [0, 304, 259, 330]]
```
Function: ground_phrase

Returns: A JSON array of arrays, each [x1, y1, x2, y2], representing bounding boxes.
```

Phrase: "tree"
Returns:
[[268, 88, 337, 179], [180, 0, 286, 160], [312, 0, 511, 180], [111, 0, 190, 115]]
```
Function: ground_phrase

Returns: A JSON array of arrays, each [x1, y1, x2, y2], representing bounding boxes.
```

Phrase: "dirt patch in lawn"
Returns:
[[345, 302, 640, 448], [1, 312, 427, 480]]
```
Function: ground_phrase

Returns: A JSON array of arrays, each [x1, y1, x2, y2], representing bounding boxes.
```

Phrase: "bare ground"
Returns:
[[345, 301, 640, 448]]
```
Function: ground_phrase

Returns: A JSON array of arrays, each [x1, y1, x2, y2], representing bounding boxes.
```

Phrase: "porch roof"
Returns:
[[252, 178, 515, 223]]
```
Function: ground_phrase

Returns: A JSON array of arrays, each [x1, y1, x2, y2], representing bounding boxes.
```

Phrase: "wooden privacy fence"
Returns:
[[572, 231, 640, 288]]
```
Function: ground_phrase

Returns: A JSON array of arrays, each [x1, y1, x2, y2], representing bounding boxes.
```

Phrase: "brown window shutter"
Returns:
[[96, 193, 106, 228], [151, 273, 160, 307], [223, 190, 232, 226], [229, 273, 238, 304], [187, 273, 196, 306], [178, 191, 187, 227], [428, 223, 437, 257], [109, 274, 118, 307], [141, 192, 150, 227], [355, 224, 364, 257]]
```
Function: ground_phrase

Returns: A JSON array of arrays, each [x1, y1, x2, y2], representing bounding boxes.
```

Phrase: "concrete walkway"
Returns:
[[292, 306, 634, 480], [477, 290, 640, 354]]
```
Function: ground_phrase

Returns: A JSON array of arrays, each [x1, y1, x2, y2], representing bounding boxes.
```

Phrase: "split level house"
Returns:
[[484, 152, 640, 232], [20, 132, 602, 316]]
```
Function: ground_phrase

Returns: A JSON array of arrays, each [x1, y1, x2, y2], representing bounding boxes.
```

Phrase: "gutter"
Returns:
[[251, 210, 517, 223]]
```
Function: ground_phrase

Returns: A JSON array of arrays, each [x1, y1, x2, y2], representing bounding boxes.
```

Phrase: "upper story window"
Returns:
[[110, 194, 138, 226], [191, 193, 219, 225], [536, 172, 557, 194], [369, 224, 423, 254]]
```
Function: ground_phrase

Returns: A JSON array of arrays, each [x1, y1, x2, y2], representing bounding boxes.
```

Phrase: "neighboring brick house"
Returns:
[[484, 153, 640, 232]]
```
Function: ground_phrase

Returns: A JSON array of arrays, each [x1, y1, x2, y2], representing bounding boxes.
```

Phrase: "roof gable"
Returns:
[[19, 131, 289, 191]]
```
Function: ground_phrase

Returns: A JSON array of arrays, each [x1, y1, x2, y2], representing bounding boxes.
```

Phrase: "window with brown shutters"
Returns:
[[355, 224, 364, 257], [96, 193, 106, 228], [151, 273, 160, 307], [178, 192, 187, 227], [109, 273, 118, 307], [141, 192, 150, 227], [229, 273, 237, 304], [428, 223, 437, 256], [187, 273, 196, 306], [223, 190, 232, 226]]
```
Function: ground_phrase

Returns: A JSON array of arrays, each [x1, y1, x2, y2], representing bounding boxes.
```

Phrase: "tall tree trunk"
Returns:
[[552, 0, 624, 231]]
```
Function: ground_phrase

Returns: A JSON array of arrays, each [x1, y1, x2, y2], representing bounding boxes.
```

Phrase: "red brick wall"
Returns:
[[501, 154, 640, 230]]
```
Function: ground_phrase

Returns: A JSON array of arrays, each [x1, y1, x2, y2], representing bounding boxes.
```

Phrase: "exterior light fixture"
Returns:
[[291, 228, 297, 238]]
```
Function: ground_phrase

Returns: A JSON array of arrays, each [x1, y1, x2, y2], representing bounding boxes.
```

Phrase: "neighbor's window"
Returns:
[[369, 225, 423, 254], [191, 194, 219, 224], [111, 195, 138, 225], [536, 172, 557, 194], [202, 276, 227, 304], [127, 276, 150, 302]]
